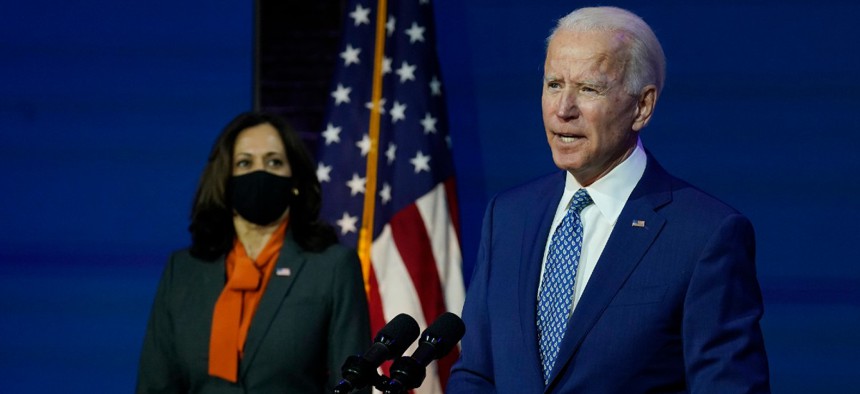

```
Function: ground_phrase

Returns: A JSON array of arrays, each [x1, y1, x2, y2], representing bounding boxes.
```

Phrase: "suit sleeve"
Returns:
[[447, 197, 497, 393], [683, 213, 771, 393], [136, 254, 186, 394], [326, 248, 371, 392]]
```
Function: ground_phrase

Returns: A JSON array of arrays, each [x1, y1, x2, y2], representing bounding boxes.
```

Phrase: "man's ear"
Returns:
[[632, 85, 657, 131]]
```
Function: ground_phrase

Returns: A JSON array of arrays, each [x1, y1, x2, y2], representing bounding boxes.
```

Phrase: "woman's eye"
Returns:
[[267, 159, 284, 167], [236, 159, 251, 168]]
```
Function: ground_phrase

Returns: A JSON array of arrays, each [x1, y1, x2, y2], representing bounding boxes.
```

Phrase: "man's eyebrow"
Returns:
[[575, 74, 612, 85]]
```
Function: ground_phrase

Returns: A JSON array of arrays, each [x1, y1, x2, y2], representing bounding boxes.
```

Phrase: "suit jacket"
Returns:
[[448, 155, 770, 393], [137, 230, 371, 394]]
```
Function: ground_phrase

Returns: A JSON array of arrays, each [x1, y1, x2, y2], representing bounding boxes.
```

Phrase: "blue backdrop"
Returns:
[[1, 1, 858, 392]]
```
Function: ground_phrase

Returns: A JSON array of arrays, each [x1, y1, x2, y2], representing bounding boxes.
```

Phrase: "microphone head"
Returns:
[[423, 312, 466, 359], [376, 313, 420, 358]]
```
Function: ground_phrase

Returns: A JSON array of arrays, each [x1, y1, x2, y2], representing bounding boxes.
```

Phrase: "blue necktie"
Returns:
[[537, 188, 593, 384]]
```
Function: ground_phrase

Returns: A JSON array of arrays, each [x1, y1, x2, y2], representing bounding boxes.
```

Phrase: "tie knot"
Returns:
[[228, 258, 262, 291], [569, 189, 593, 214]]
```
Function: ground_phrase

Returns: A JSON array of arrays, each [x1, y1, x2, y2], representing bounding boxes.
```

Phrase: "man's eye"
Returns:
[[581, 86, 599, 93], [547, 82, 561, 89]]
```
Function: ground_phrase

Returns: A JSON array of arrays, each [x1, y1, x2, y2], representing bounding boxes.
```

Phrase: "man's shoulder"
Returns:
[[669, 180, 747, 223], [636, 153, 743, 215], [492, 171, 565, 205], [651, 165, 747, 223]]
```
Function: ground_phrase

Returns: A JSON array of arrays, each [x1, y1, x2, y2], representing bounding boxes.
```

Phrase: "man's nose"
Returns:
[[556, 91, 579, 119]]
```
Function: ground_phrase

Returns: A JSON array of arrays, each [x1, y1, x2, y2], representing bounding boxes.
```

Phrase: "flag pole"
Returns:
[[358, 0, 388, 294]]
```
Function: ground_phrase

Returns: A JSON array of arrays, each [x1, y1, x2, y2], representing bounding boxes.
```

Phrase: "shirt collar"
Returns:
[[564, 139, 647, 225]]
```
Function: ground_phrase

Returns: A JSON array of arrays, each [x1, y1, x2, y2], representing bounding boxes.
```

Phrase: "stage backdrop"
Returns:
[[1, 0, 858, 392]]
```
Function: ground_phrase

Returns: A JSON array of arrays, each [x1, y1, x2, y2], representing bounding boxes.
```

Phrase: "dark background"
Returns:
[[1, 0, 858, 392]]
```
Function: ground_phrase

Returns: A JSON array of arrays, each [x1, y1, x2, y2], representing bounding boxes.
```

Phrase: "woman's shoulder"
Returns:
[[163, 248, 223, 274], [301, 242, 358, 264], [167, 248, 207, 264]]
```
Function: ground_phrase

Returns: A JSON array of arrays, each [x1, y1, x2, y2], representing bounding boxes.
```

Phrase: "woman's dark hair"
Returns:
[[189, 111, 337, 260]]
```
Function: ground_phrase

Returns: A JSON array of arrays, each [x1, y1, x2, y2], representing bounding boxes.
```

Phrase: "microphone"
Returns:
[[382, 312, 466, 393], [333, 313, 420, 393]]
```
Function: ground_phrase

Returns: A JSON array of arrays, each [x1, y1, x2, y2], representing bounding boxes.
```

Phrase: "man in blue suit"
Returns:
[[447, 6, 770, 393]]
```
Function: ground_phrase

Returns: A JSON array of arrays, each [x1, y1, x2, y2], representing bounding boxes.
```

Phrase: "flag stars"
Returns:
[[365, 98, 387, 114], [420, 113, 437, 134], [385, 143, 397, 164], [331, 84, 352, 105], [382, 57, 392, 75], [390, 101, 407, 123], [356, 134, 371, 156], [349, 4, 371, 26], [340, 44, 361, 66], [346, 173, 366, 196], [410, 151, 431, 173], [396, 61, 417, 83], [336, 212, 359, 235], [429, 76, 442, 96], [321, 123, 342, 144], [386, 16, 396, 36], [379, 183, 392, 204], [405, 22, 426, 43], [316, 163, 332, 183]]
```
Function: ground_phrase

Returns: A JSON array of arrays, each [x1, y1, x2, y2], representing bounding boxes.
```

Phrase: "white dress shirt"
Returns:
[[538, 140, 647, 314]]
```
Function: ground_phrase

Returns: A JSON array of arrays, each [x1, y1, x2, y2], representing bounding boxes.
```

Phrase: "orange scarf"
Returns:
[[208, 219, 287, 382]]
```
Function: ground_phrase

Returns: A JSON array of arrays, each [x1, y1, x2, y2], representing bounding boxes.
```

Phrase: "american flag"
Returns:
[[316, 0, 465, 392]]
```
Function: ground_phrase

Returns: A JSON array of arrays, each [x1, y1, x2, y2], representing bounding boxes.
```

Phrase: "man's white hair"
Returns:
[[548, 6, 666, 97]]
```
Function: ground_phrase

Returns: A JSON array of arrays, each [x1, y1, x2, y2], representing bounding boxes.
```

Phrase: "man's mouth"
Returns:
[[554, 132, 583, 143]]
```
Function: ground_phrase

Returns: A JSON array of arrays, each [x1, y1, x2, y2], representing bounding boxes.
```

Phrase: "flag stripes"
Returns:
[[317, 1, 464, 392]]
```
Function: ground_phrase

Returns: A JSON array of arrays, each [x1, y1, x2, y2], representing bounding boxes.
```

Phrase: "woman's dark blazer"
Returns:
[[137, 230, 371, 393]]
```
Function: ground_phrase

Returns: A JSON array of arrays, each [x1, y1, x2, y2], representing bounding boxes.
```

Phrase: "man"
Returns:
[[447, 6, 770, 393]]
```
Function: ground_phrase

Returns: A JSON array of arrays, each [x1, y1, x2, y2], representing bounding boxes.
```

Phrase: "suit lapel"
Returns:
[[518, 172, 566, 384], [239, 230, 308, 377], [199, 255, 228, 345], [200, 255, 228, 305], [546, 157, 673, 389]]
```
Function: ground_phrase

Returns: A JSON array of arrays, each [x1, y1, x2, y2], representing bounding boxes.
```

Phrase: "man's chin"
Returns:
[[551, 153, 584, 173]]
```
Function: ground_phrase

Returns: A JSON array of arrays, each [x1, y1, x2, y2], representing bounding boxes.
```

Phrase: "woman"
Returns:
[[137, 112, 370, 393]]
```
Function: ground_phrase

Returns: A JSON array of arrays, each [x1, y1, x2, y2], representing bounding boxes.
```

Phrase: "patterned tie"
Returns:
[[537, 188, 593, 384]]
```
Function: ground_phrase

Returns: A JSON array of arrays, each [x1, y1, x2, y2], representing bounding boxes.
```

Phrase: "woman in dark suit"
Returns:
[[137, 112, 370, 393]]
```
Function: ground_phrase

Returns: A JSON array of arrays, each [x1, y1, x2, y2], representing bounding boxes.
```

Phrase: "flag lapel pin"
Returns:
[[276, 267, 291, 277], [631, 220, 646, 228]]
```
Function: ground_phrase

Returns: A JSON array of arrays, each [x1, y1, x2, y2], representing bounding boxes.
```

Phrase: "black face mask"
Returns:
[[229, 171, 294, 225]]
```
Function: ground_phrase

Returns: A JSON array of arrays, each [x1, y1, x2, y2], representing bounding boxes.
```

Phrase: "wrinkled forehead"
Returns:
[[544, 30, 630, 79], [547, 27, 632, 53]]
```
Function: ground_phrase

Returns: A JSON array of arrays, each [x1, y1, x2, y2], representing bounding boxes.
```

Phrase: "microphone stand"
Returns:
[[333, 372, 392, 393], [374, 374, 393, 392], [380, 356, 424, 394]]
